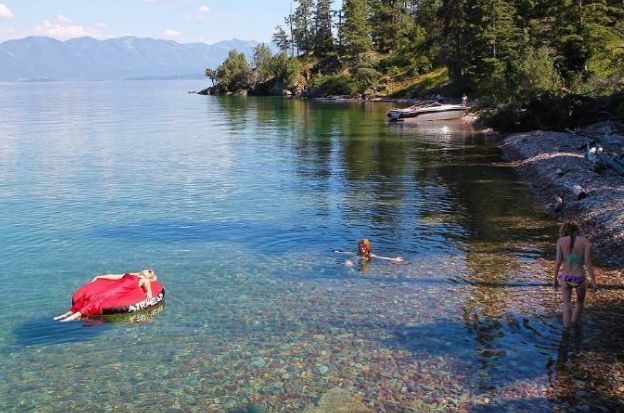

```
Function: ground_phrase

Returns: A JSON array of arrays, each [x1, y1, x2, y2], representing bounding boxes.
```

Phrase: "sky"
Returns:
[[0, 0, 295, 44]]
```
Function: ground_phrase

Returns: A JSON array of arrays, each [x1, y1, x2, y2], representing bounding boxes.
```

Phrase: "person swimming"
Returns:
[[553, 221, 596, 328], [335, 239, 405, 264]]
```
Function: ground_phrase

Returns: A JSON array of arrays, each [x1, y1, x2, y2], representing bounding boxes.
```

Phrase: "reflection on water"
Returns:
[[12, 317, 110, 347], [0, 83, 623, 412], [11, 305, 165, 347], [91, 303, 166, 325]]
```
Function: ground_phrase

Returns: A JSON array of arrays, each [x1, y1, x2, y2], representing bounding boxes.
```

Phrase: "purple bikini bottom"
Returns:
[[561, 273, 585, 287]]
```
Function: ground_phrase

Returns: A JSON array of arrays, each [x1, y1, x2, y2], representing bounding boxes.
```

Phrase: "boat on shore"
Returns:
[[387, 102, 468, 121]]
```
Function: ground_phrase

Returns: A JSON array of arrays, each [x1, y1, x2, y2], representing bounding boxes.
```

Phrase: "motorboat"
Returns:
[[387, 102, 468, 121]]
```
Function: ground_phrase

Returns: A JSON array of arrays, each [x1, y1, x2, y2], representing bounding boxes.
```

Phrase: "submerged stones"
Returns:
[[303, 388, 369, 413]]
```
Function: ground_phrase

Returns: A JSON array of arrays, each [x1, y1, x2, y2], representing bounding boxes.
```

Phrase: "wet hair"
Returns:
[[358, 239, 372, 259], [559, 221, 580, 252]]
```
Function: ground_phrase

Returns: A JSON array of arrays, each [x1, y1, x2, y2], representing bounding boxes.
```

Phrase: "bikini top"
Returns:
[[563, 252, 583, 267], [563, 235, 583, 267]]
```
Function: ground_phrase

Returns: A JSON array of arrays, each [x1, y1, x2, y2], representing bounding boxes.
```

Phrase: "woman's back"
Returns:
[[558, 235, 587, 275]]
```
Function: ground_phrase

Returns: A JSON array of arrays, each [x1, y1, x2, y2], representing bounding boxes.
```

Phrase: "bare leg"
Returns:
[[60, 311, 82, 322], [53, 311, 74, 321], [561, 283, 572, 328], [572, 283, 587, 324]]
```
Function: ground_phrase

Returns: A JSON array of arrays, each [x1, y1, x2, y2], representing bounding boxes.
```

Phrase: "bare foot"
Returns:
[[60, 312, 82, 322]]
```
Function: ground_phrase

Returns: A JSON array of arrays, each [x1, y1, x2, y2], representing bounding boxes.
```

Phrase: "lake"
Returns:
[[0, 80, 622, 412]]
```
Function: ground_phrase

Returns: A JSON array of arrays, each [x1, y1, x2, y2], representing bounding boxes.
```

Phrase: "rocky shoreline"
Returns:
[[500, 121, 624, 269]]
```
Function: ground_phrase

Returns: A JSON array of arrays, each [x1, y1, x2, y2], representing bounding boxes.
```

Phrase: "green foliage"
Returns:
[[352, 67, 382, 93], [293, 0, 315, 55], [391, 67, 451, 98], [483, 92, 624, 132], [215, 50, 252, 92], [518, 47, 564, 100], [314, 0, 334, 56], [253, 0, 624, 111], [549, 0, 612, 82], [311, 72, 359, 96], [369, 0, 403, 53], [205, 68, 217, 85], [272, 24, 291, 53], [253, 43, 273, 85], [341, 0, 371, 57], [271, 52, 302, 88]]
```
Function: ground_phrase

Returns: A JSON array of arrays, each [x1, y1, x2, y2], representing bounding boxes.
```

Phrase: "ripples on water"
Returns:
[[0, 81, 623, 412]]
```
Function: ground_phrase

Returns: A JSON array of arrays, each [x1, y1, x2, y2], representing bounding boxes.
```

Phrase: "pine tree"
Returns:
[[549, 0, 611, 82], [341, 0, 372, 57], [412, 0, 443, 48], [606, 1, 624, 80], [215, 50, 252, 92], [438, 0, 469, 81], [368, 0, 409, 53], [314, 0, 334, 56], [294, 0, 316, 55], [272, 25, 292, 54], [253, 43, 274, 85]]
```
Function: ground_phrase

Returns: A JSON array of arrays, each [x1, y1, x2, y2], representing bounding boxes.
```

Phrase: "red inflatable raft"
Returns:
[[71, 275, 165, 315]]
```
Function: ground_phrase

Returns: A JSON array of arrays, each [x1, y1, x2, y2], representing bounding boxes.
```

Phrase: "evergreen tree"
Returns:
[[253, 43, 274, 85], [205, 68, 217, 86], [368, 0, 408, 53], [334, 9, 345, 51], [215, 50, 252, 92], [314, 0, 334, 56], [341, 0, 372, 57], [272, 52, 303, 88], [549, 0, 611, 82], [294, 0, 316, 55], [272, 25, 292, 54], [463, 0, 521, 100], [412, 0, 443, 48], [438, 0, 469, 81], [606, 1, 624, 80]]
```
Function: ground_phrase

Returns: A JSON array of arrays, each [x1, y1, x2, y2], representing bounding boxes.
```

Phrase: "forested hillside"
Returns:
[[207, 0, 624, 130]]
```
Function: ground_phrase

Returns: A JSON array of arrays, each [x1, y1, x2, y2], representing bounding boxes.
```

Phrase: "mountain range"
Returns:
[[0, 36, 260, 81]]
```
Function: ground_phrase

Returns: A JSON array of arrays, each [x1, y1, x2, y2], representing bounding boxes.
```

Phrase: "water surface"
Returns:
[[1, 81, 623, 412]]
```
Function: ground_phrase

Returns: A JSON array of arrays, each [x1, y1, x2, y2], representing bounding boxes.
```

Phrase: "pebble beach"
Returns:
[[500, 121, 624, 270]]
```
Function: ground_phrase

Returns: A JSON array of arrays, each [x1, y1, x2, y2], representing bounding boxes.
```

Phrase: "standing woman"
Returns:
[[554, 221, 596, 328]]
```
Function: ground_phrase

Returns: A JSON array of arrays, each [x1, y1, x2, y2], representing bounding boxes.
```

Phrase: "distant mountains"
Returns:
[[0, 36, 260, 81]]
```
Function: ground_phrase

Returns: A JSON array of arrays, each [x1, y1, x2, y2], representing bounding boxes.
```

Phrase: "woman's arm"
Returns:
[[139, 278, 153, 299], [584, 240, 596, 292], [553, 240, 562, 289], [334, 250, 355, 256], [370, 253, 405, 263], [92, 274, 125, 282]]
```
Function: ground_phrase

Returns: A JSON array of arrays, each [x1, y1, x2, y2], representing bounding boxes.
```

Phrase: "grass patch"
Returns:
[[382, 67, 453, 98]]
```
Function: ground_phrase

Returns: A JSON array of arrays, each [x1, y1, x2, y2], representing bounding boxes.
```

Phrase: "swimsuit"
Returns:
[[563, 252, 582, 267], [561, 273, 585, 288], [561, 245, 585, 287], [71, 274, 140, 315]]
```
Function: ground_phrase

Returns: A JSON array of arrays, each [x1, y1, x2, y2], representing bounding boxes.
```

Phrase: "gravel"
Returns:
[[500, 121, 624, 269]]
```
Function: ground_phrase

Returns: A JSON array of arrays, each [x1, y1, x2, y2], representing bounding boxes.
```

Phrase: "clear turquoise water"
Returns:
[[1, 81, 622, 412]]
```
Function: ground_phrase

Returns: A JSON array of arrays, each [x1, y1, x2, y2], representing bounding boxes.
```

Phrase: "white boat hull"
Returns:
[[387, 104, 467, 122]]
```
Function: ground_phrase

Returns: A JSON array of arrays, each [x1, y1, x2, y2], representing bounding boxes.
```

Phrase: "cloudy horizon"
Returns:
[[0, 0, 295, 44]]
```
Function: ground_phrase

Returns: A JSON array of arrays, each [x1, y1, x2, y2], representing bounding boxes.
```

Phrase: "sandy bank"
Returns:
[[500, 121, 624, 269]]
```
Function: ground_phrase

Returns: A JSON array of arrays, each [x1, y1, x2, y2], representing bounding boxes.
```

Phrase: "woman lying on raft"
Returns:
[[335, 239, 405, 264], [54, 269, 158, 322]]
